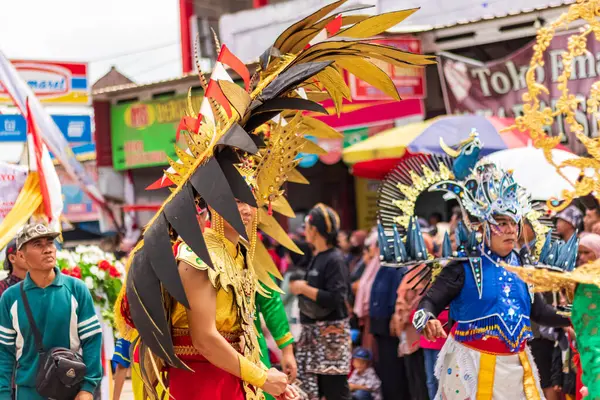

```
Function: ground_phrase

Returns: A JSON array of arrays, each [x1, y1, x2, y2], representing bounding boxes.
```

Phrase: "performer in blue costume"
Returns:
[[410, 162, 572, 400]]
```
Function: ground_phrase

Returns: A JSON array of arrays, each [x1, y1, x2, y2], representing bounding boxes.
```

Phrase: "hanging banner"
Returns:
[[0, 162, 28, 225], [0, 52, 105, 209], [0, 60, 89, 105], [438, 31, 600, 154]]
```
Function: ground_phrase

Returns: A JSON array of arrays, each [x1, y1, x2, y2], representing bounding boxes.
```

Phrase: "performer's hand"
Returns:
[[74, 391, 93, 400], [281, 345, 298, 383], [423, 319, 447, 341], [263, 368, 289, 397], [289, 280, 307, 295], [277, 384, 300, 400]]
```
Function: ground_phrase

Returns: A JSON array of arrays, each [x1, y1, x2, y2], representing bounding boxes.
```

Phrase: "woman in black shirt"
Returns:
[[290, 203, 351, 400]]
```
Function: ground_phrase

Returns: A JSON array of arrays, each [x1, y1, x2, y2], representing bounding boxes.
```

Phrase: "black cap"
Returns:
[[4, 239, 17, 271]]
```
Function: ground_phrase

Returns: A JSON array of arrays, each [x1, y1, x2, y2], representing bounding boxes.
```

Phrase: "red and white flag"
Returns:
[[306, 14, 343, 48], [148, 44, 250, 190], [25, 98, 63, 230]]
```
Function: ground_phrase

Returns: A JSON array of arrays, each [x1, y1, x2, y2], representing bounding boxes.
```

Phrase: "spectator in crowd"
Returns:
[[427, 212, 443, 236], [578, 233, 600, 266], [0, 239, 27, 297], [584, 207, 600, 233], [531, 208, 582, 400], [348, 348, 381, 400], [0, 223, 102, 399], [392, 264, 430, 400], [291, 203, 351, 400], [354, 229, 380, 352], [338, 231, 352, 259], [368, 249, 407, 400], [555, 206, 583, 241], [347, 231, 368, 275]]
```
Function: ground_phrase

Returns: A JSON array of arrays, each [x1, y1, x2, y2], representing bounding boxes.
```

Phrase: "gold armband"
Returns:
[[238, 354, 267, 388]]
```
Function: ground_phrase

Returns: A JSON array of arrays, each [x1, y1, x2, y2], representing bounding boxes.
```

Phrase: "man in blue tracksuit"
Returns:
[[0, 223, 102, 399]]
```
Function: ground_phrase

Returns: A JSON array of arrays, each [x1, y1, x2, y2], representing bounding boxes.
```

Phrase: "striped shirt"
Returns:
[[0, 268, 102, 399]]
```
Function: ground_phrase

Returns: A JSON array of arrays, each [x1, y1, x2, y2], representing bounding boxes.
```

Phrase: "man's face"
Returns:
[[584, 209, 600, 232], [488, 216, 518, 257], [17, 237, 56, 272], [556, 219, 574, 240]]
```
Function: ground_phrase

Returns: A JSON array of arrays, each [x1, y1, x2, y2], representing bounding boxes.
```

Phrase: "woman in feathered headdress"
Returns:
[[412, 162, 571, 399]]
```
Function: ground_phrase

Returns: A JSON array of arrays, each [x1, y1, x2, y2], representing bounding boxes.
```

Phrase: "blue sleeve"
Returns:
[[111, 338, 131, 369], [74, 281, 103, 394], [0, 294, 16, 400]]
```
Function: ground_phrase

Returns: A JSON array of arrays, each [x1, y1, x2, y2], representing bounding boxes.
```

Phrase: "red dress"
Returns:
[[170, 331, 246, 400]]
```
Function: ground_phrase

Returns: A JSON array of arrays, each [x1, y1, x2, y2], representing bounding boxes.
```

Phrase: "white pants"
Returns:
[[435, 336, 544, 400]]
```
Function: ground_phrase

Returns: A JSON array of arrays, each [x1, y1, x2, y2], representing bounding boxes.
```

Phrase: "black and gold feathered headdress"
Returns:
[[117, 0, 435, 371]]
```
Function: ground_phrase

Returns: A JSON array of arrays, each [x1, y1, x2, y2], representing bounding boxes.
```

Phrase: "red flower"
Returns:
[[99, 260, 112, 271], [61, 268, 71, 276], [71, 266, 82, 279], [109, 266, 121, 278]]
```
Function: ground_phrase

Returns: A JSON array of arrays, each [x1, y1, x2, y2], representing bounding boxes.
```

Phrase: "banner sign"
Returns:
[[348, 37, 425, 101], [0, 60, 89, 105], [111, 94, 202, 171], [0, 114, 92, 142], [0, 51, 106, 211], [438, 31, 600, 154], [0, 162, 28, 226]]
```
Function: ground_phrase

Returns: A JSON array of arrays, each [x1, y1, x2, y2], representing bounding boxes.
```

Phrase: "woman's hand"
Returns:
[[289, 280, 308, 295], [280, 345, 298, 383], [263, 368, 289, 397]]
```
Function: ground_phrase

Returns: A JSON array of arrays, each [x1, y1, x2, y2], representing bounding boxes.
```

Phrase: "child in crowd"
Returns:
[[348, 348, 382, 400]]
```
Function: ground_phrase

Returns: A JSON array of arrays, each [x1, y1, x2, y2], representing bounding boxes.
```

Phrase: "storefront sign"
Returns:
[[0, 114, 92, 142], [111, 94, 203, 171], [354, 177, 380, 230], [0, 162, 28, 225], [439, 31, 600, 154], [347, 37, 425, 101], [0, 60, 89, 105]]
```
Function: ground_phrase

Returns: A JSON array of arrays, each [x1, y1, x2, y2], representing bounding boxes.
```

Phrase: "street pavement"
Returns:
[[120, 379, 135, 400]]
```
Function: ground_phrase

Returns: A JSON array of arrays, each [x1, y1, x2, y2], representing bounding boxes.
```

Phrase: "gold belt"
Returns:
[[172, 327, 243, 341]]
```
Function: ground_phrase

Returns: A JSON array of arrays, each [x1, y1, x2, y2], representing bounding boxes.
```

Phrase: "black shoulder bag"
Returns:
[[20, 282, 87, 400]]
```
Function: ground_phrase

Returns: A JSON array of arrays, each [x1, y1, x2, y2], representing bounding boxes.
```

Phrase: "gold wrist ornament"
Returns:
[[238, 354, 268, 388]]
